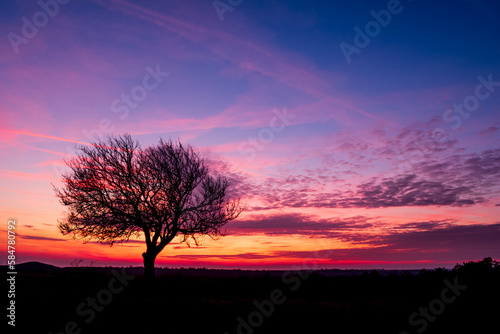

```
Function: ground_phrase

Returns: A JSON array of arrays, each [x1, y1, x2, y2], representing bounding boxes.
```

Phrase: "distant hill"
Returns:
[[15, 261, 60, 272]]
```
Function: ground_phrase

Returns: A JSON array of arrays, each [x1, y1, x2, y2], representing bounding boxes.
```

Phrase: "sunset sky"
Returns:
[[1, 0, 499, 270]]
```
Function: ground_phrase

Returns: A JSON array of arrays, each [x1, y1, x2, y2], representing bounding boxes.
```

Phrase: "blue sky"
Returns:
[[0, 0, 499, 269]]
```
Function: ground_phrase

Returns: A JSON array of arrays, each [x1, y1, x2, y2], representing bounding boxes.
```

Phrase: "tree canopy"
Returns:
[[54, 134, 242, 279]]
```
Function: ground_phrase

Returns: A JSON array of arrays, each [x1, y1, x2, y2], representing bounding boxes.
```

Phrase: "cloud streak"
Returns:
[[1, 129, 94, 147]]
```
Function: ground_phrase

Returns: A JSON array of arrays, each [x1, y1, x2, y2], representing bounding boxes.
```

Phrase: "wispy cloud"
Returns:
[[1, 129, 94, 146], [20, 235, 66, 242]]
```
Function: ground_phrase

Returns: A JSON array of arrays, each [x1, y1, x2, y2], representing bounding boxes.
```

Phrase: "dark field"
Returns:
[[6, 259, 499, 334]]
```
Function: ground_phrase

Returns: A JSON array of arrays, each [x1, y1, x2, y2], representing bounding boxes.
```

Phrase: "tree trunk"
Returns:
[[142, 252, 156, 281]]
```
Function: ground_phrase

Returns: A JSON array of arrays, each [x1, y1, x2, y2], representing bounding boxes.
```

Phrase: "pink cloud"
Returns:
[[1, 129, 94, 146]]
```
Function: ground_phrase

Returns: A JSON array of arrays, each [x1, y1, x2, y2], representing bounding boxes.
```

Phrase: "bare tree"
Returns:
[[54, 134, 242, 280], [70, 258, 84, 268]]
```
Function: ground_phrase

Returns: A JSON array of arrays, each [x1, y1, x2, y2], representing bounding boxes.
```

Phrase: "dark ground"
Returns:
[[4, 258, 499, 334]]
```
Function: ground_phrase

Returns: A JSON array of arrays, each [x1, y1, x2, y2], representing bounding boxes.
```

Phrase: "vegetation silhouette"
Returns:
[[9, 257, 499, 334], [53, 134, 242, 280]]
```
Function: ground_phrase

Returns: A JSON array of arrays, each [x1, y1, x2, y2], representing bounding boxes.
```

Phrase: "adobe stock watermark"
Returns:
[[6, 219, 17, 327], [238, 107, 295, 162], [399, 277, 467, 334], [339, 0, 412, 64], [48, 269, 135, 334], [224, 243, 332, 334], [397, 73, 499, 173], [7, 0, 70, 54], [213, 0, 243, 22], [440, 74, 499, 130], [81, 64, 170, 143], [48, 64, 169, 178]]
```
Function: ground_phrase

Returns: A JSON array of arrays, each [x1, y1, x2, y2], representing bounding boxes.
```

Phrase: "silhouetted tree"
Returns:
[[54, 134, 242, 280], [453, 257, 499, 273]]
